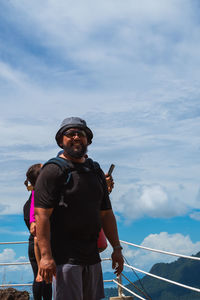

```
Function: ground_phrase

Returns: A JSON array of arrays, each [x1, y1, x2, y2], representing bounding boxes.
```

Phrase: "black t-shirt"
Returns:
[[34, 158, 112, 265], [23, 194, 34, 242]]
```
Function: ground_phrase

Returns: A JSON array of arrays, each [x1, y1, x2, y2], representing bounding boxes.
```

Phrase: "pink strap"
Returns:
[[29, 191, 35, 223]]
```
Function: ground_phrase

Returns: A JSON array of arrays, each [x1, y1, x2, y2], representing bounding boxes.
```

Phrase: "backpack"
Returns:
[[42, 157, 108, 252], [43, 157, 106, 201]]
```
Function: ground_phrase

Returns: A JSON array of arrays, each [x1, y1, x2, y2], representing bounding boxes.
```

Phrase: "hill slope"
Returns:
[[104, 252, 200, 300]]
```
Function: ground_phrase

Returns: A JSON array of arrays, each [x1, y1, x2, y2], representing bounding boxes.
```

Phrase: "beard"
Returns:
[[63, 141, 87, 159]]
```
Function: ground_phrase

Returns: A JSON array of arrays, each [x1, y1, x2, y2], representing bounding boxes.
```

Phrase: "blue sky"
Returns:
[[1, 0, 200, 284]]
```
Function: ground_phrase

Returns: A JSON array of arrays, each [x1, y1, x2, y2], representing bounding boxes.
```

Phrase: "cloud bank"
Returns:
[[102, 232, 200, 272], [0, 0, 200, 220]]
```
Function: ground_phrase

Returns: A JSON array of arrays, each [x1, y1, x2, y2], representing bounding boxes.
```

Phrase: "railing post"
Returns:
[[118, 274, 123, 297], [109, 274, 134, 300]]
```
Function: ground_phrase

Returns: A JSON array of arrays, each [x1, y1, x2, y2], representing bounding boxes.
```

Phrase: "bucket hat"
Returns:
[[55, 117, 93, 148]]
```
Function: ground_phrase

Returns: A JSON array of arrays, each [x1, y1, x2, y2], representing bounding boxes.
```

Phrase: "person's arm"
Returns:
[[100, 209, 124, 275], [34, 207, 56, 283], [34, 236, 43, 282], [30, 222, 36, 236], [34, 236, 41, 269]]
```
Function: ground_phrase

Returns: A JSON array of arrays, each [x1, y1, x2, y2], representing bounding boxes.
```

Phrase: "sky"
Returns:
[[0, 0, 200, 287]]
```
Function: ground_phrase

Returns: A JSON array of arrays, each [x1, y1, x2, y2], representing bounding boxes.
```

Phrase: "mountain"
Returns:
[[103, 271, 144, 290], [103, 271, 143, 282], [104, 252, 200, 300]]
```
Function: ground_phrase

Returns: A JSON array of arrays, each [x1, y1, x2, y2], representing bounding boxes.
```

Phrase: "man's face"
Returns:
[[61, 128, 88, 159]]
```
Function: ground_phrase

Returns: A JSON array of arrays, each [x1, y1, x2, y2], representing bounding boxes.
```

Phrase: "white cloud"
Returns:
[[0, 232, 199, 282], [101, 232, 200, 273], [189, 211, 200, 221], [2, 0, 200, 86], [123, 232, 200, 271], [1, 3, 200, 290], [0, 248, 29, 265], [0, 249, 16, 263], [0, 248, 33, 284], [112, 184, 194, 222], [0, 0, 200, 218], [0, 62, 28, 87]]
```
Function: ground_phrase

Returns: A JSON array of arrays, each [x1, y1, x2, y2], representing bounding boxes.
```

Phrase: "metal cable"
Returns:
[[120, 240, 200, 261], [121, 272, 151, 300], [124, 263, 200, 293]]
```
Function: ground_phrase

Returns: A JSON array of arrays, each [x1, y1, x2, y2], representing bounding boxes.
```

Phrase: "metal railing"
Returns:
[[0, 240, 200, 299]]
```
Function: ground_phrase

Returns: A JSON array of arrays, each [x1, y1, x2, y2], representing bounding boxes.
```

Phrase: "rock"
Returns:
[[0, 288, 29, 300]]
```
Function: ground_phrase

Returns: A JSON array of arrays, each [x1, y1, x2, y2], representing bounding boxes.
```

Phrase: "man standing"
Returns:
[[34, 117, 124, 300]]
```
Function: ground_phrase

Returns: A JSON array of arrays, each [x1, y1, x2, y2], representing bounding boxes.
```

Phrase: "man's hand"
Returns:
[[30, 222, 36, 236], [39, 257, 56, 284], [105, 174, 114, 194], [111, 248, 124, 276]]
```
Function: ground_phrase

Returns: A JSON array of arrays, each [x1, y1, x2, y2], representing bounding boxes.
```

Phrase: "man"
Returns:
[[34, 117, 124, 300]]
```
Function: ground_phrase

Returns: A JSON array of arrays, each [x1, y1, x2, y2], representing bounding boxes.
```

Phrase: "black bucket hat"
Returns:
[[55, 117, 93, 148]]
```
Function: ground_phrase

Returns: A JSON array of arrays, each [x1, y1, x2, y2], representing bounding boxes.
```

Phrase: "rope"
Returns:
[[1, 241, 200, 296], [1, 240, 199, 261], [124, 263, 200, 293], [0, 241, 28, 245], [104, 280, 113, 282], [0, 283, 32, 287], [123, 255, 152, 299], [120, 240, 200, 261], [0, 262, 30, 266], [104, 278, 147, 299], [113, 279, 146, 300], [121, 272, 151, 300]]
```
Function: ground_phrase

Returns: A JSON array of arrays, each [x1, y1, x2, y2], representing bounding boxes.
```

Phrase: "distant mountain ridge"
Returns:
[[103, 270, 143, 282], [104, 251, 200, 300]]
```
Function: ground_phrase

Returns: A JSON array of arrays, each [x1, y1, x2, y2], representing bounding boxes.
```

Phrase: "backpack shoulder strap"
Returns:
[[42, 157, 71, 184], [86, 158, 105, 185], [42, 157, 74, 208], [86, 158, 100, 171]]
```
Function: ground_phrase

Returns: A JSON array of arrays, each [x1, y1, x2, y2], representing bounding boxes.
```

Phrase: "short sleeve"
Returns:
[[23, 196, 31, 230], [34, 164, 63, 209]]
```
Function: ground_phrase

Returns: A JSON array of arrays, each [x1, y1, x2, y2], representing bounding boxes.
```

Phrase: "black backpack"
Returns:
[[42, 157, 106, 207]]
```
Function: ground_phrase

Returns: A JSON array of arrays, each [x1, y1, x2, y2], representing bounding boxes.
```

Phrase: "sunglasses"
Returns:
[[63, 130, 87, 138]]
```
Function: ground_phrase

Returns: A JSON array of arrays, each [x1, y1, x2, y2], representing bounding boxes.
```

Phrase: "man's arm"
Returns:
[[34, 207, 56, 283], [100, 209, 124, 275]]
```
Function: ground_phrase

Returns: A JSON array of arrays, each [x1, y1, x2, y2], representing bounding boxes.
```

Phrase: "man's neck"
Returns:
[[59, 152, 85, 163]]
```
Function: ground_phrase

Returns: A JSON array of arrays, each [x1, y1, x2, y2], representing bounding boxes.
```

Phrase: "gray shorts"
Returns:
[[53, 262, 105, 300]]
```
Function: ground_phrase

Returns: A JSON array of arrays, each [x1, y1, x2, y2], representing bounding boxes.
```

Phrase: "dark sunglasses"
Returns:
[[63, 130, 87, 138]]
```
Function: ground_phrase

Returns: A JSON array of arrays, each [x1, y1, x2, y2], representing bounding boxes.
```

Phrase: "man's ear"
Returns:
[[59, 136, 64, 148]]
